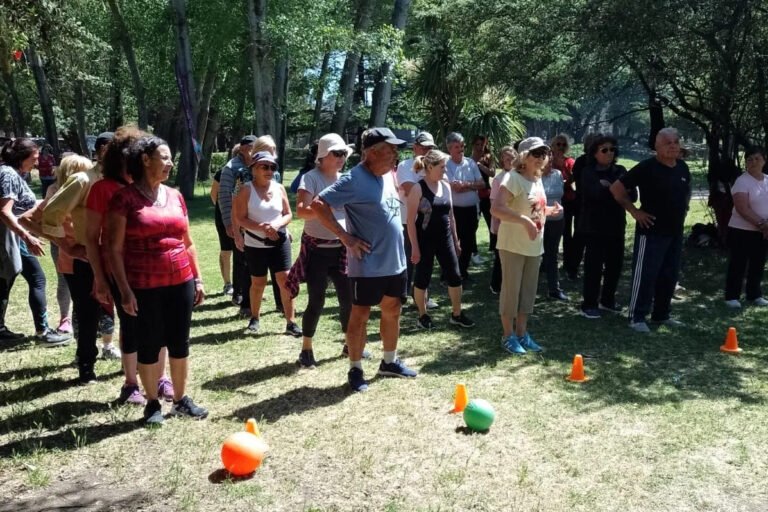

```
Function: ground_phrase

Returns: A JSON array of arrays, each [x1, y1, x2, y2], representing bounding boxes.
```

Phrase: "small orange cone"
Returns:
[[449, 383, 469, 413], [720, 327, 743, 354], [566, 354, 590, 383], [245, 418, 261, 436]]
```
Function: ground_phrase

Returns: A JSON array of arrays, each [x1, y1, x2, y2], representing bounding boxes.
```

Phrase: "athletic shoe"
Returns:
[[232, 294, 243, 306], [341, 344, 371, 359], [471, 253, 485, 265], [117, 384, 146, 406], [158, 377, 175, 402], [520, 332, 543, 352], [377, 359, 417, 378], [238, 307, 251, 319], [416, 314, 434, 330], [285, 322, 303, 338], [244, 318, 260, 335], [490, 286, 499, 295], [297, 349, 317, 369], [753, 297, 768, 306], [426, 298, 439, 309], [57, 317, 73, 334], [143, 399, 164, 426], [170, 396, 208, 419], [222, 283, 234, 296], [78, 367, 97, 385], [580, 308, 602, 319], [503, 335, 526, 355], [450, 312, 475, 328], [724, 299, 742, 308], [629, 321, 651, 333], [36, 328, 71, 347], [599, 302, 624, 313], [548, 290, 569, 301], [347, 367, 368, 392], [101, 344, 122, 360], [0, 326, 24, 341], [654, 318, 685, 328]]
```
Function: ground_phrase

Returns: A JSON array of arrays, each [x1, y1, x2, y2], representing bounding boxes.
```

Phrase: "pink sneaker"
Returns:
[[158, 377, 175, 402], [57, 317, 73, 334]]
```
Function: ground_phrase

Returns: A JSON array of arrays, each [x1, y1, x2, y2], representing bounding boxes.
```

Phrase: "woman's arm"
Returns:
[[105, 211, 137, 316], [182, 220, 205, 306], [85, 211, 111, 303], [296, 189, 315, 220], [0, 198, 45, 256], [733, 192, 765, 228], [209, 179, 219, 206], [405, 184, 422, 264], [271, 185, 292, 230], [490, 186, 538, 240]]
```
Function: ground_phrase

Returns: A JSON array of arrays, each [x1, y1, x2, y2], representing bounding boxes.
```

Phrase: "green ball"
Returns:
[[463, 399, 495, 431]]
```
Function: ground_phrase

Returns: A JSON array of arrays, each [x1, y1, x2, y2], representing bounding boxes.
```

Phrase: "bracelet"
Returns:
[[194, 277, 203, 286]]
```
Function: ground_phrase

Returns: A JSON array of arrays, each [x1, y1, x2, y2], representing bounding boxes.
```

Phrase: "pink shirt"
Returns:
[[729, 173, 768, 232]]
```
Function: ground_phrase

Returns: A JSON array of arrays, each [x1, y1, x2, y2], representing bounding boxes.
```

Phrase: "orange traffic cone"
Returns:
[[245, 418, 261, 436], [566, 354, 589, 383], [720, 327, 742, 354], [449, 383, 469, 413]]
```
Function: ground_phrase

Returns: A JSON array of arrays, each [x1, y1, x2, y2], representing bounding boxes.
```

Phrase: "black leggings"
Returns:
[[13, 253, 48, 332], [64, 260, 101, 369], [725, 227, 767, 301], [414, 231, 462, 290], [453, 205, 479, 278], [302, 246, 351, 338], [134, 280, 195, 364]]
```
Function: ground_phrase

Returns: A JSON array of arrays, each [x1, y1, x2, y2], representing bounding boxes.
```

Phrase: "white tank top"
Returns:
[[244, 181, 286, 248]]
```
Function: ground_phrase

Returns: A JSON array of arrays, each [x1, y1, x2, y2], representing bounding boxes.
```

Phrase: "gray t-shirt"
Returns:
[[541, 169, 564, 221], [299, 168, 346, 240], [446, 157, 481, 207], [0, 165, 36, 216]]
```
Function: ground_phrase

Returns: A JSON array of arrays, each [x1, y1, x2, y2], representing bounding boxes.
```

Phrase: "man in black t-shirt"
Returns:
[[610, 128, 691, 333]]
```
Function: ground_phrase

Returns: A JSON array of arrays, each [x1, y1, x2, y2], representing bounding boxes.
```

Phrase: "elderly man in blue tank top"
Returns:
[[312, 127, 418, 392]]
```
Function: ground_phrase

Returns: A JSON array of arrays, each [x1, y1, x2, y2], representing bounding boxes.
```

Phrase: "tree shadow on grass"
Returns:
[[0, 378, 79, 407], [202, 361, 299, 391], [0, 483, 151, 512], [229, 384, 349, 424], [0, 336, 37, 353], [0, 363, 71, 381], [2, 400, 111, 434], [0, 419, 142, 458], [190, 328, 249, 345]]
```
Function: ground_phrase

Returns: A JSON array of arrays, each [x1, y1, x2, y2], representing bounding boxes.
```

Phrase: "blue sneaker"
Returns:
[[503, 335, 527, 355], [520, 332, 543, 352], [377, 359, 417, 378], [347, 367, 369, 392]]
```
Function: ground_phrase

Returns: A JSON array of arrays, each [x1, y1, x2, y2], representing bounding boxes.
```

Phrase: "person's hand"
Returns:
[[450, 181, 464, 192], [599, 179, 612, 187], [193, 280, 205, 306], [92, 278, 113, 304], [632, 209, 656, 229], [225, 224, 234, 238], [340, 232, 371, 260], [23, 233, 45, 256], [68, 244, 88, 261], [521, 215, 538, 240], [547, 202, 563, 217], [121, 288, 138, 316], [411, 245, 421, 265], [234, 231, 245, 251], [454, 239, 462, 257]]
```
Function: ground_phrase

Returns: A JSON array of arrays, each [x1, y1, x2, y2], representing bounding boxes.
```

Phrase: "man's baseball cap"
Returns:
[[414, 131, 437, 148], [362, 127, 406, 149], [240, 135, 258, 145], [249, 151, 278, 169], [517, 137, 550, 154], [95, 132, 114, 152]]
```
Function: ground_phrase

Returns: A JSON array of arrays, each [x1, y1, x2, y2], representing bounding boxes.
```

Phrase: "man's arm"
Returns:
[[218, 166, 235, 234], [310, 197, 370, 259]]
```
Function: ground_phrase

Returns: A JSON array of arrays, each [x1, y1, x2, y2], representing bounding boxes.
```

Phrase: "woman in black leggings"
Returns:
[[406, 150, 474, 330]]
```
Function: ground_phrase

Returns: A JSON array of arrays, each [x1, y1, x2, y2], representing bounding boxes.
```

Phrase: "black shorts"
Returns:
[[350, 271, 407, 306], [244, 238, 292, 277], [133, 280, 195, 364], [214, 205, 233, 251]]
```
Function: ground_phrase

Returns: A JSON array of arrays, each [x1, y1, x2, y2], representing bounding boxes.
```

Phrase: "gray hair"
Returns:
[[657, 127, 680, 140], [446, 132, 464, 145]]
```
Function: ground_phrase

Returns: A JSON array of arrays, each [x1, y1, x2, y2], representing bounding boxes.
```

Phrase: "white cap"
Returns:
[[317, 133, 353, 161]]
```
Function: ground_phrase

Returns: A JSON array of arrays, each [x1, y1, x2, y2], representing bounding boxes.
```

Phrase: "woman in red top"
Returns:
[[107, 136, 207, 426]]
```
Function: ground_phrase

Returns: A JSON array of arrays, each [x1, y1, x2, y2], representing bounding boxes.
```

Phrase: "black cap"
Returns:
[[95, 132, 114, 152], [240, 135, 258, 145], [362, 127, 406, 149]]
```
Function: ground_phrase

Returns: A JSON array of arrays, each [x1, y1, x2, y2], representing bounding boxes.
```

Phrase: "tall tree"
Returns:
[[246, 0, 275, 135], [26, 42, 60, 156], [106, 0, 148, 129], [369, 0, 411, 127]]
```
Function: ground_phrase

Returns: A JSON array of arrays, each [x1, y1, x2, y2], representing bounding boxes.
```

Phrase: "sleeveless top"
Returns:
[[244, 180, 286, 248], [415, 179, 452, 237]]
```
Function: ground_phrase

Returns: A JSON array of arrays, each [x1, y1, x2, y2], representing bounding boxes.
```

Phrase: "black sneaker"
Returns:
[[0, 326, 24, 341], [170, 395, 208, 419], [449, 312, 475, 328], [78, 366, 97, 385], [297, 349, 317, 369], [342, 344, 372, 359], [143, 399, 164, 426], [285, 322, 303, 338], [347, 367, 368, 392], [549, 290, 569, 301], [238, 307, 251, 318], [580, 307, 602, 319], [377, 359, 418, 378], [244, 317, 260, 335], [599, 302, 624, 313], [416, 314, 434, 329]]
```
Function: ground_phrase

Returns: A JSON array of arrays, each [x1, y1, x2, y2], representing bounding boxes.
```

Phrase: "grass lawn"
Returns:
[[1, 164, 767, 512]]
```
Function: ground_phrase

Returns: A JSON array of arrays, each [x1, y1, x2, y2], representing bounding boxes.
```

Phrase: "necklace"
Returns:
[[136, 183, 163, 206]]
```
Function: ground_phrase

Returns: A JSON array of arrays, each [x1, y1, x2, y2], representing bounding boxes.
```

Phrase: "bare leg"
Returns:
[[168, 357, 188, 402], [515, 312, 528, 337], [138, 362, 162, 401], [249, 276, 267, 319], [346, 305, 371, 361], [275, 271, 295, 323], [501, 315, 513, 338], [379, 296, 401, 353], [413, 287, 427, 317], [158, 347, 169, 377], [219, 250, 232, 284], [448, 286, 462, 316]]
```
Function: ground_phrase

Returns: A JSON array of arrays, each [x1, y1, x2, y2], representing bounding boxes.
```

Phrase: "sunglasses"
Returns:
[[254, 163, 276, 171], [599, 147, 617, 154], [330, 150, 348, 158], [555, 143, 567, 148], [529, 148, 549, 159]]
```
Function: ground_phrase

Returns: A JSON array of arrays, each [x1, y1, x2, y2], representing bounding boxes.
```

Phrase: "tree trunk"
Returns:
[[329, 0, 377, 136], [198, 107, 220, 181], [0, 51, 26, 137], [369, 0, 411, 126], [74, 79, 89, 157], [246, 0, 275, 135], [353, 56, 366, 109], [231, 61, 249, 145], [647, 88, 665, 150], [107, 0, 148, 129], [170, 0, 199, 199], [274, 60, 288, 181], [26, 42, 60, 157], [309, 51, 331, 142], [107, 32, 123, 130], [196, 57, 218, 146]]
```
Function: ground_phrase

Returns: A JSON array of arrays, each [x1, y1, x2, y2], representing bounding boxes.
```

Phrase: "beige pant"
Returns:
[[498, 250, 541, 318]]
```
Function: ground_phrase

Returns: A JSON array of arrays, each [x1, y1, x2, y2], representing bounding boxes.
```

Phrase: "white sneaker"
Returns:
[[629, 321, 650, 333], [102, 344, 122, 359], [426, 298, 439, 309], [753, 297, 768, 306], [724, 299, 742, 308], [471, 253, 485, 265]]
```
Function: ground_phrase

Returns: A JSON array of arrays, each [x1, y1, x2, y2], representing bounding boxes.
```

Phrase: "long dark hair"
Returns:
[[1, 138, 38, 169], [587, 135, 619, 165], [125, 136, 168, 182], [102, 126, 146, 184]]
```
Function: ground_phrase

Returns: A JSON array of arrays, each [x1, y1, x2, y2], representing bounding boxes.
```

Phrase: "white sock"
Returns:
[[349, 360, 363, 370], [383, 350, 397, 364]]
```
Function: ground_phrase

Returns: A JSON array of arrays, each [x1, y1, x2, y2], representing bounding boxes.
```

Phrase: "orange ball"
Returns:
[[221, 432, 268, 476]]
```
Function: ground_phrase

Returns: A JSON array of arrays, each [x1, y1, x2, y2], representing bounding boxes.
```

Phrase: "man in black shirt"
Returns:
[[610, 128, 691, 333]]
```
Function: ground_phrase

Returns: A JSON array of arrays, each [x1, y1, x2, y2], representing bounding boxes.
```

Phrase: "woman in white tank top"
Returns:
[[233, 151, 301, 337]]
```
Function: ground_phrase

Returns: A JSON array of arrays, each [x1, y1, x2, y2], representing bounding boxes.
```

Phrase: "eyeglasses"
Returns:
[[555, 143, 567, 148], [599, 147, 617, 154], [529, 148, 549, 159], [330, 150, 347, 158], [255, 164, 276, 171]]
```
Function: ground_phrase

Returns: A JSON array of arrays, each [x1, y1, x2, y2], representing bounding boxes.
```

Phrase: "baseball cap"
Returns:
[[95, 132, 114, 152], [362, 127, 406, 149], [414, 132, 437, 148], [240, 135, 258, 145], [517, 137, 550, 154], [249, 151, 278, 169], [317, 133, 353, 160]]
